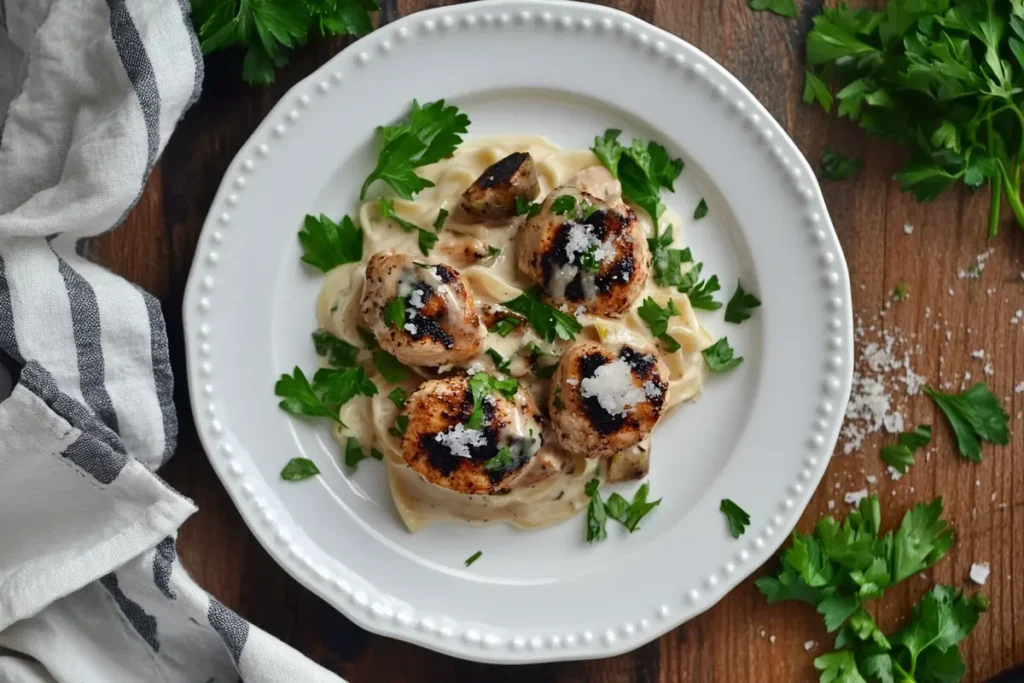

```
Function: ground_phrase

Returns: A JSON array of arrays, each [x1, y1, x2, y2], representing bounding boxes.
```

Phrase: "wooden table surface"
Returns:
[[90, 1, 1024, 681]]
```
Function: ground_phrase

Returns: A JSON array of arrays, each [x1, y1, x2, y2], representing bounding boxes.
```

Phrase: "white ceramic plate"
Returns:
[[184, 0, 853, 664]]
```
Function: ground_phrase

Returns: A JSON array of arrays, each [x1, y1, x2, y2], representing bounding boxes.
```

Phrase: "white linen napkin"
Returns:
[[0, 1, 344, 681]]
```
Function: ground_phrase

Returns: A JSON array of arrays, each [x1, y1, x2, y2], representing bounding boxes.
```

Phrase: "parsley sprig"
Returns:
[[880, 425, 931, 475], [804, 0, 1024, 235], [298, 214, 363, 272], [360, 99, 471, 200], [466, 372, 518, 430], [274, 365, 377, 424], [502, 287, 582, 343], [584, 479, 661, 543], [720, 499, 750, 538], [724, 281, 762, 323], [702, 337, 743, 372], [192, 0, 380, 86], [637, 297, 682, 352], [378, 198, 438, 256], [925, 384, 1009, 462], [592, 129, 684, 227]]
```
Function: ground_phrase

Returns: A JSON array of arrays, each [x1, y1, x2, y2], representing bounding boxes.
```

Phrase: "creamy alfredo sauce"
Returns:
[[316, 135, 713, 532]]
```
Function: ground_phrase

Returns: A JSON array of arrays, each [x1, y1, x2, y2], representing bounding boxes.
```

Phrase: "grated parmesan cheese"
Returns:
[[845, 488, 869, 505], [580, 359, 647, 417], [403, 323, 417, 335], [903, 223, 914, 234], [408, 289, 424, 309], [434, 423, 487, 459], [969, 562, 990, 585], [804, 640, 817, 651]]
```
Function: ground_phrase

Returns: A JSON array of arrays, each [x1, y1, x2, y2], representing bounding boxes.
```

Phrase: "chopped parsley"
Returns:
[[388, 387, 407, 409], [312, 367, 378, 407], [312, 329, 359, 368], [344, 437, 370, 468], [357, 326, 378, 349], [748, 0, 797, 18], [433, 207, 449, 231], [637, 297, 682, 352], [360, 99, 470, 200], [464, 551, 483, 567], [274, 367, 342, 424], [924, 384, 1009, 463], [534, 363, 558, 380], [489, 315, 522, 337], [724, 281, 762, 323], [383, 295, 406, 331], [552, 385, 565, 411], [298, 214, 363, 272], [585, 480, 662, 542], [702, 337, 743, 372], [591, 129, 684, 226], [485, 348, 511, 373], [677, 262, 721, 310], [551, 194, 577, 215], [693, 198, 708, 220], [377, 197, 438, 256], [372, 349, 409, 383], [502, 286, 582, 343], [484, 446, 512, 471], [880, 425, 933, 474], [578, 244, 602, 273], [280, 457, 320, 481], [893, 283, 908, 302], [466, 372, 518, 430], [486, 245, 501, 258], [720, 499, 750, 538], [820, 149, 864, 181], [647, 225, 693, 288], [389, 414, 409, 438], [514, 196, 542, 217], [579, 201, 600, 220]]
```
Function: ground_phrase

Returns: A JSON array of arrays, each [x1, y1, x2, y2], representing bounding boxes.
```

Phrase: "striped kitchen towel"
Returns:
[[0, 1, 343, 681]]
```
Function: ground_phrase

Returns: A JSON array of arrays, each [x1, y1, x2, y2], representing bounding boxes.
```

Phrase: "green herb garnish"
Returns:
[[724, 281, 762, 323], [281, 458, 320, 481], [388, 387, 407, 409], [637, 297, 682, 352], [489, 315, 522, 337], [592, 129, 684, 226], [378, 197, 438, 256], [924, 384, 1009, 463], [748, 0, 796, 18], [693, 198, 708, 220], [344, 437, 369, 468], [389, 414, 409, 438], [502, 286, 582, 343], [514, 196, 543, 217], [312, 330, 359, 368], [484, 446, 512, 471], [551, 195, 577, 215], [720, 499, 751, 538], [360, 99, 470, 200], [702, 338, 743, 372], [893, 283, 909, 302], [585, 480, 661, 542], [647, 225, 693, 288], [584, 479, 608, 543], [433, 207, 449, 231], [485, 348, 511, 373], [466, 372, 518, 430], [372, 349, 409, 383], [464, 551, 483, 567], [821, 149, 864, 181], [298, 214, 363, 272], [383, 296, 406, 331]]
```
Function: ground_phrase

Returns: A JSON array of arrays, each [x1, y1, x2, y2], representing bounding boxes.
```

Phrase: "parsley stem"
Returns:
[[987, 105, 1001, 238], [1000, 164, 1024, 230]]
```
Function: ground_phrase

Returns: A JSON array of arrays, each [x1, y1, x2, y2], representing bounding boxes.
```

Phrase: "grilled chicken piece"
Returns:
[[400, 376, 546, 495], [361, 252, 486, 367], [460, 152, 540, 220], [549, 340, 668, 458], [517, 174, 650, 318]]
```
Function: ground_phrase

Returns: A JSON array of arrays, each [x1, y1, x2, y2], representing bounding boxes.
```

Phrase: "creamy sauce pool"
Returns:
[[316, 135, 713, 532]]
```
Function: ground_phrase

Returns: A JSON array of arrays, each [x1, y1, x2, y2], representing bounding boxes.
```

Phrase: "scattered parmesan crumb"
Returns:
[[865, 474, 877, 485], [466, 362, 483, 376], [760, 629, 766, 638], [903, 223, 914, 235], [1014, 382, 1024, 394], [887, 466, 903, 481], [969, 562, 990, 585], [403, 323, 418, 335], [827, 500, 835, 510], [984, 362, 994, 376], [845, 488, 869, 505], [804, 640, 817, 651], [434, 423, 487, 459], [970, 349, 985, 359], [769, 635, 776, 645], [948, 288, 955, 296], [408, 289, 424, 309]]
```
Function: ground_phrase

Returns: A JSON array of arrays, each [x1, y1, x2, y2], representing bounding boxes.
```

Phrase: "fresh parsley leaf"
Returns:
[[579, 201, 600, 220], [676, 261, 721, 310], [464, 550, 483, 567], [638, 297, 682, 352], [821, 149, 864, 181], [900, 424, 932, 451], [813, 651, 865, 683], [312, 367, 377, 407], [647, 225, 693, 288], [433, 207, 449, 231], [360, 99, 471, 200], [514, 196, 542, 217], [484, 446, 512, 471], [383, 296, 406, 330], [551, 195, 577, 215], [577, 244, 603, 273], [192, 0, 379, 86], [621, 482, 661, 532], [275, 367, 341, 423], [604, 493, 630, 522], [591, 129, 684, 226], [312, 330, 359, 368], [486, 245, 501, 258], [702, 337, 744, 372], [388, 386, 407, 409], [893, 283, 908, 301], [502, 287, 582, 343], [720, 498, 751, 538], [584, 478, 608, 543], [298, 214, 363, 272], [924, 384, 1009, 462], [693, 198, 708, 220], [370, 448, 383, 461], [724, 281, 762, 323], [803, 71, 833, 112], [377, 197, 438, 256], [280, 457, 320, 481], [372, 349, 409, 383], [893, 586, 988, 680], [389, 414, 408, 438], [485, 348, 510, 373], [466, 372, 518, 429], [892, 498, 953, 583], [489, 315, 522, 337], [552, 385, 565, 411], [344, 437, 370, 468], [880, 444, 915, 474], [534, 363, 558, 380]]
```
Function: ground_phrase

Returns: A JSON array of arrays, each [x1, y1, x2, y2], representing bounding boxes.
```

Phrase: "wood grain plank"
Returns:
[[85, 0, 1024, 680]]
